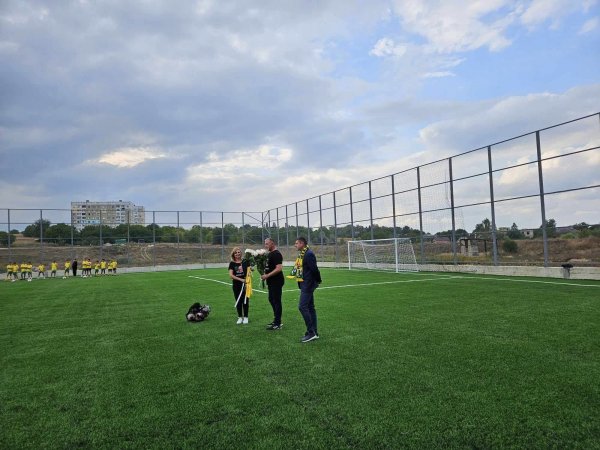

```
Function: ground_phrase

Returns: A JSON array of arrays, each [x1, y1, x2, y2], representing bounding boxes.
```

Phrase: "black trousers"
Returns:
[[233, 284, 249, 317], [268, 284, 283, 325]]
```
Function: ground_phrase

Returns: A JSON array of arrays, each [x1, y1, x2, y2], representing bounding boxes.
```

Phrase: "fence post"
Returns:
[[199, 212, 204, 267], [333, 191, 338, 265], [285, 205, 289, 260], [295, 202, 299, 239], [40, 209, 44, 265], [70, 210, 75, 260], [100, 210, 104, 261], [7, 209, 12, 261], [349, 186, 354, 241], [391, 175, 397, 239], [276, 207, 280, 247], [152, 211, 156, 268], [306, 199, 310, 244], [536, 131, 549, 267], [369, 181, 374, 240], [221, 212, 225, 263], [449, 159, 457, 265], [417, 167, 424, 263], [487, 146, 498, 266], [319, 195, 323, 250]]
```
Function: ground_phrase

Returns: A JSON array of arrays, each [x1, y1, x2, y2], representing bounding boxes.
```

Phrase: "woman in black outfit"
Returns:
[[228, 247, 250, 325]]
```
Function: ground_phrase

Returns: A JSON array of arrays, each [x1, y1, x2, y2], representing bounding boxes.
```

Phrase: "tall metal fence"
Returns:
[[1, 113, 599, 270]]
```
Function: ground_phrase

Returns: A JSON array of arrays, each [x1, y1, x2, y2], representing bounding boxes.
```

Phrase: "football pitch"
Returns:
[[1, 269, 599, 449]]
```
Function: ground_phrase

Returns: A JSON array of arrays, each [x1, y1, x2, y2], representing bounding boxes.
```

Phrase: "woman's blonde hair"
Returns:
[[230, 247, 242, 261]]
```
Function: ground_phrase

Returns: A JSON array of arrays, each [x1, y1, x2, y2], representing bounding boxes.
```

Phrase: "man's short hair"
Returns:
[[296, 237, 307, 245], [265, 237, 276, 245]]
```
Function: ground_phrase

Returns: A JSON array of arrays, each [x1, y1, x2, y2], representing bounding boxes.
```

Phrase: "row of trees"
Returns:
[[2, 217, 597, 247], [4, 220, 424, 246]]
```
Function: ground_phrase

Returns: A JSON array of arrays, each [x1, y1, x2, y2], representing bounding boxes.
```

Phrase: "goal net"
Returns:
[[348, 238, 419, 272]]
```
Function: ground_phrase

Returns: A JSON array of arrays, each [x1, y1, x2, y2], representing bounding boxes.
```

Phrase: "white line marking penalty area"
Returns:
[[188, 276, 268, 294]]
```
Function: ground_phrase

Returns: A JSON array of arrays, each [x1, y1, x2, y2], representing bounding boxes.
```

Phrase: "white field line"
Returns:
[[450, 276, 600, 288], [281, 276, 460, 292], [188, 276, 268, 294], [189, 274, 600, 294]]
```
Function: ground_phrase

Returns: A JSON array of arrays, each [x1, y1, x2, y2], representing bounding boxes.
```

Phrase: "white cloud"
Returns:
[[186, 145, 293, 182], [95, 147, 167, 168], [579, 17, 599, 34], [369, 38, 407, 57], [389, 0, 514, 53], [423, 71, 455, 78], [520, 0, 597, 29]]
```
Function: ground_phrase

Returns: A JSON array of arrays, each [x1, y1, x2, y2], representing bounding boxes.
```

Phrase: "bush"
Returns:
[[502, 239, 518, 253]]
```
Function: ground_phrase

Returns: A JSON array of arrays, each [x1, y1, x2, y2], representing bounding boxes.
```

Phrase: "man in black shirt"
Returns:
[[261, 238, 285, 330]]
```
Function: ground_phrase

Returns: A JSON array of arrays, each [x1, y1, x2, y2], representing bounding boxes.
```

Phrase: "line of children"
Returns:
[[4, 259, 119, 281]]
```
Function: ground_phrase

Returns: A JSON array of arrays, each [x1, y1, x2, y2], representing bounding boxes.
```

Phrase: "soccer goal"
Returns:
[[348, 238, 419, 272]]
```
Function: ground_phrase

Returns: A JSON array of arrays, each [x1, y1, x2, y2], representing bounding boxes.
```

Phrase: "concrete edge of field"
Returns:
[[118, 262, 600, 280]]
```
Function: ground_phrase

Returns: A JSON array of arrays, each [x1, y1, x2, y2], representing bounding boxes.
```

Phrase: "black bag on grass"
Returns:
[[186, 302, 211, 322]]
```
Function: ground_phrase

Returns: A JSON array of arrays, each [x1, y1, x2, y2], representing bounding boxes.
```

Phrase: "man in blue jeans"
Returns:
[[294, 237, 322, 343]]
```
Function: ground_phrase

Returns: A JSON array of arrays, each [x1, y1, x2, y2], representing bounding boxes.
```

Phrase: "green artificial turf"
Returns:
[[1, 269, 599, 449]]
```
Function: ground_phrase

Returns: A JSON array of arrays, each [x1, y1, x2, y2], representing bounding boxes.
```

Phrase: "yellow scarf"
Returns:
[[245, 266, 253, 298], [287, 246, 308, 281]]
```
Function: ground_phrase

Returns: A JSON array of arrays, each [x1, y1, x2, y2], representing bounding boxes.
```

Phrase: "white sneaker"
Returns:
[[242, 317, 249, 324], [236, 317, 243, 325]]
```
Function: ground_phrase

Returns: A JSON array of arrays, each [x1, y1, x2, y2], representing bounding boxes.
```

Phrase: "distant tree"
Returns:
[[473, 218, 491, 235], [132, 225, 150, 242], [146, 223, 162, 242], [185, 225, 202, 243], [242, 225, 263, 245], [23, 219, 52, 238], [0, 231, 16, 246], [573, 222, 589, 230], [45, 223, 76, 245], [161, 226, 184, 243], [507, 223, 522, 240], [534, 218, 557, 238], [223, 223, 239, 244]]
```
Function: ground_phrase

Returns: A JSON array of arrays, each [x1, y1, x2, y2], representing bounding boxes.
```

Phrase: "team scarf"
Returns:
[[287, 245, 308, 281], [245, 265, 253, 299]]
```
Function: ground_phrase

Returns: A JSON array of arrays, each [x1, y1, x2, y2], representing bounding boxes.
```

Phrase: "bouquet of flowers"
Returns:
[[243, 249, 256, 267], [244, 248, 268, 287]]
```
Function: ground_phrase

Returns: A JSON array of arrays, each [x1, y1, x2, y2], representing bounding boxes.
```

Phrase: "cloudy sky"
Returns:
[[1, 0, 599, 228]]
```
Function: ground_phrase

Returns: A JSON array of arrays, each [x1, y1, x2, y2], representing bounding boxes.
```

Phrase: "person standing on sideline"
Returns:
[[261, 238, 285, 330], [64, 260, 71, 277], [228, 247, 250, 324], [72, 259, 78, 278], [294, 237, 322, 343], [50, 260, 58, 278]]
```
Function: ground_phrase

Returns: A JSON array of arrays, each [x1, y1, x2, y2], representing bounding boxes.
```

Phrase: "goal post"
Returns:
[[348, 238, 419, 272]]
